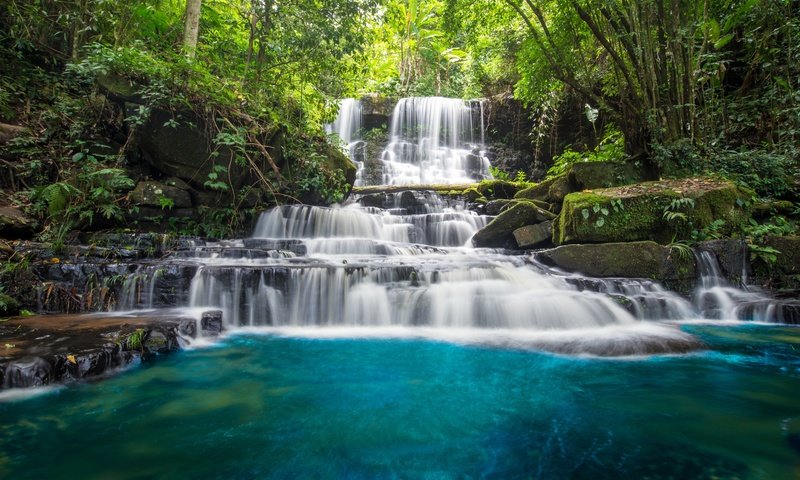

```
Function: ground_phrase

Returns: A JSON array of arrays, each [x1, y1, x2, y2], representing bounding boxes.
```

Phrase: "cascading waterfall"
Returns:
[[380, 97, 492, 185], [325, 98, 362, 145], [326, 97, 492, 187]]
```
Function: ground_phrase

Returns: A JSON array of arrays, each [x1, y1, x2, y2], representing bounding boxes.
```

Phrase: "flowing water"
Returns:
[[2, 97, 799, 477], [329, 97, 492, 186]]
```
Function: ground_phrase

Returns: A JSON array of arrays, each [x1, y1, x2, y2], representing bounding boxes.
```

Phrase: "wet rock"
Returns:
[[360, 94, 394, 130], [0, 311, 219, 389], [696, 239, 750, 285], [243, 238, 307, 256], [513, 221, 553, 249], [473, 200, 556, 248], [554, 178, 753, 245], [201, 310, 224, 335], [0, 206, 37, 239], [536, 241, 697, 282], [129, 180, 193, 209]]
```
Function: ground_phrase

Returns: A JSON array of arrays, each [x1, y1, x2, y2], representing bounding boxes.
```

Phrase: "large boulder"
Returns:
[[536, 241, 696, 283], [514, 161, 639, 206], [750, 235, 800, 293], [136, 108, 283, 191], [0, 207, 36, 239], [129, 180, 193, 209], [472, 200, 556, 248], [553, 178, 753, 245], [513, 221, 553, 249]]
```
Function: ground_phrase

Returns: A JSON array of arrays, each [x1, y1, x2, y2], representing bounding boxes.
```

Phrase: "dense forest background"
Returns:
[[0, 0, 798, 241]]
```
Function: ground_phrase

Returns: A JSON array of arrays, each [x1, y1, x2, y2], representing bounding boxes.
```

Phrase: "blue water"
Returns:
[[2, 324, 800, 479]]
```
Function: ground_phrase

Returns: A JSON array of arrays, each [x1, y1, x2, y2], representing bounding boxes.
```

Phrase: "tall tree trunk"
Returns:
[[183, 0, 202, 59]]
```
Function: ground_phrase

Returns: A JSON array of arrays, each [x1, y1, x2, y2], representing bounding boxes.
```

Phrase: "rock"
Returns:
[[553, 178, 753, 245], [513, 221, 553, 249], [472, 200, 556, 248], [696, 239, 750, 285], [476, 180, 521, 199], [0, 123, 28, 145], [0, 206, 36, 239], [536, 241, 696, 282], [515, 175, 572, 204], [485, 199, 514, 216], [0, 293, 21, 317], [515, 162, 638, 206], [129, 180, 193, 209], [360, 94, 394, 130], [750, 235, 800, 293], [201, 310, 224, 335], [135, 107, 284, 192], [0, 312, 203, 389]]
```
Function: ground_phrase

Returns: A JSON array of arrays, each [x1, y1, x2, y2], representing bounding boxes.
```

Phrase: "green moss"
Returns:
[[553, 179, 752, 245], [477, 180, 520, 199]]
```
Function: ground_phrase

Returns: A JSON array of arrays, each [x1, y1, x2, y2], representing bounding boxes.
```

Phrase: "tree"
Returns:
[[183, 0, 202, 59]]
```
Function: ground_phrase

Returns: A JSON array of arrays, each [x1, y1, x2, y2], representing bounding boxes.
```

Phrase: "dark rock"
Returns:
[[360, 94, 394, 130], [242, 238, 307, 256], [750, 235, 800, 292], [473, 200, 556, 248], [484, 199, 514, 216], [129, 180, 193, 208], [201, 310, 224, 335], [536, 241, 697, 282], [513, 221, 553, 249], [0, 207, 37, 239], [0, 311, 217, 390], [0, 293, 21, 317], [696, 239, 750, 285]]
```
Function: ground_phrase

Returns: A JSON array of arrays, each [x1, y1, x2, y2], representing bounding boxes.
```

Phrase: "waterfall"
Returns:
[[693, 249, 791, 322], [380, 97, 492, 185], [325, 98, 362, 145]]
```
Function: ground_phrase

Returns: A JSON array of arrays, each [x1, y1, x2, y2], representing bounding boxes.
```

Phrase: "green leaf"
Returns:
[[581, 209, 589, 220], [596, 218, 605, 227], [714, 34, 734, 50]]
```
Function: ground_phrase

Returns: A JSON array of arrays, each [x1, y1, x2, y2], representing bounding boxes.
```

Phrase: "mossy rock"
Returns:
[[515, 161, 639, 205], [472, 200, 556, 248], [750, 235, 800, 293], [553, 178, 753, 245], [477, 180, 521, 200], [536, 241, 696, 282], [0, 293, 21, 317]]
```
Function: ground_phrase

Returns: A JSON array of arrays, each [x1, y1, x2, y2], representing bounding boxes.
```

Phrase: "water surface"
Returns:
[[2, 323, 800, 479]]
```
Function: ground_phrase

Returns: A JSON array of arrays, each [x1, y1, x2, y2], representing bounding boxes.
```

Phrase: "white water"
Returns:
[[381, 97, 491, 185], [326, 97, 492, 186]]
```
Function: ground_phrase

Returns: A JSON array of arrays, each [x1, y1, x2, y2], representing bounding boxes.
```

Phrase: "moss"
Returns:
[[461, 187, 482, 202], [553, 178, 751, 245], [0, 293, 21, 317], [537, 241, 697, 281], [477, 180, 521, 199]]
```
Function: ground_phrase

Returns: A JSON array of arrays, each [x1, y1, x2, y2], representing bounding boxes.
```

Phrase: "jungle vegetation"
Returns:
[[0, 0, 797, 238]]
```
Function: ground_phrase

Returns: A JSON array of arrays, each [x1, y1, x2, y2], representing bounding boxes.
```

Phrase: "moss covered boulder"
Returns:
[[477, 180, 521, 199], [515, 161, 638, 206], [750, 235, 800, 293], [554, 178, 753, 245], [472, 200, 556, 248], [536, 241, 696, 284]]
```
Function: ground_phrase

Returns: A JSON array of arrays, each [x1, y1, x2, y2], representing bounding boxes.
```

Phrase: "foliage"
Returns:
[[547, 128, 625, 179]]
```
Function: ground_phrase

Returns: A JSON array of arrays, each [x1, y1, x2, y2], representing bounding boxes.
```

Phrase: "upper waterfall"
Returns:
[[326, 96, 492, 186]]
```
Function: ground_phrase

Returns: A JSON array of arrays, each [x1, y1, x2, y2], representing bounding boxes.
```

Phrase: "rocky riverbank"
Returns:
[[0, 309, 223, 389]]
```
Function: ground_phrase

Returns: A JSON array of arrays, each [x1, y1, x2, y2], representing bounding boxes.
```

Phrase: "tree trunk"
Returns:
[[183, 0, 202, 59]]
